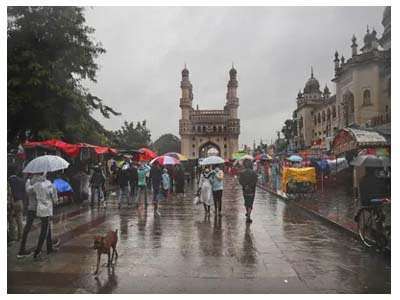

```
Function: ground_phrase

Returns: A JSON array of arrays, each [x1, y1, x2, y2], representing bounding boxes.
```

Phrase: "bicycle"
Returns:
[[355, 198, 390, 250]]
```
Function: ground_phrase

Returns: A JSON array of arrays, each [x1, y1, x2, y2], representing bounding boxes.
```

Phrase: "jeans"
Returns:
[[213, 190, 223, 213], [152, 184, 160, 203], [136, 185, 148, 205], [118, 185, 130, 205], [34, 217, 53, 255], [91, 186, 104, 204], [19, 210, 36, 253]]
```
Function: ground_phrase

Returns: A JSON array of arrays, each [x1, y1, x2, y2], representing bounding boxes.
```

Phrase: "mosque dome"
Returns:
[[303, 69, 320, 94]]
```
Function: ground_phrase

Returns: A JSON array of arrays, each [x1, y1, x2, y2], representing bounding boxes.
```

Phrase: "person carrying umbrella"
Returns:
[[239, 159, 258, 223], [174, 164, 185, 198], [211, 165, 224, 217], [27, 173, 59, 260], [150, 161, 162, 216], [197, 168, 214, 216]]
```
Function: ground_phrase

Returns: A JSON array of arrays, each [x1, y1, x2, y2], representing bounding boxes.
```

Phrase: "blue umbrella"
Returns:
[[287, 155, 303, 162], [53, 178, 73, 193]]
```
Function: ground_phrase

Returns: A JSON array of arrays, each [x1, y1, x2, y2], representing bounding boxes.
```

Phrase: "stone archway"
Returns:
[[198, 141, 221, 158]]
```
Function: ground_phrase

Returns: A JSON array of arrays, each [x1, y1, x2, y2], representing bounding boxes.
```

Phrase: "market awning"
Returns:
[[24, 139, 118, 158], [332, 127, 388, 155], [24, 139, 80, 157]]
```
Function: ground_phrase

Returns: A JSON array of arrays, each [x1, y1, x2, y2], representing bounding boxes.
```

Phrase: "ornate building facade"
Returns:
[[293, 7, 391, 150], [179, 66, 240, 159]]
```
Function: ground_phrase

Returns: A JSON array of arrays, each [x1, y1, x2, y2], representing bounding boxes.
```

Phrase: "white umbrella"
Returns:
[[199, 155, 225, 166], [23, 155, 70, 174]]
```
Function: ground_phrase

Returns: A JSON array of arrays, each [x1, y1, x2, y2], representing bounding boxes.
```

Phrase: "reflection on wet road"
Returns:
[[8, 176, 390, 293]]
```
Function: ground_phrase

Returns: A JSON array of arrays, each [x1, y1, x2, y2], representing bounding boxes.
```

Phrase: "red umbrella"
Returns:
[[138, 148, 157, 161], [150, 155, 180, 165]]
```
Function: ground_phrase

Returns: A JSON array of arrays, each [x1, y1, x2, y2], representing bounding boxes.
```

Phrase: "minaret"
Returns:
[[179, 64, 193, 159], [334, 50, 340, 75], [180, 64, 192, 120], [351, 35, 358, 56], [226, 63, 239, 119]]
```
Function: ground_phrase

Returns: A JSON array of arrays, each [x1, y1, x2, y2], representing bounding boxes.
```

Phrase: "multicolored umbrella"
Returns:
[[150, 155, 180, 165], [138, 148, 157, 161], [255, 153, 272, 161], [164, 152, 188, 161]]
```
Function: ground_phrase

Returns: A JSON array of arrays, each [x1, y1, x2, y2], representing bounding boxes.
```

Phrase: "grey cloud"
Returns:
[[84, 6, 384, 147]]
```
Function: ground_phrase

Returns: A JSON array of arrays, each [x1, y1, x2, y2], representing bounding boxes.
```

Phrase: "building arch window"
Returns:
[[363, 89, 372, 106], [322, 111, 326, 122], [318, 113, 321, 124], [213, 126, 217, 132], [192, 144, 195, 148], [224, 144, 227, 148], [202, 126, 206, 132], [332, 106, 336, 119], [314, 115, 317, 126], [327, 108, 331, 121]]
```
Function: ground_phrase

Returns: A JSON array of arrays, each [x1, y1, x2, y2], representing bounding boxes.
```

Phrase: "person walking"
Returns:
[[136, 162, 149, 207], [117, 163, 131, 208], [150, 162, 162, 216], [198, 168, 213, 216], [16, 174, 40, 258], [174, 164, 185, 198], [8, 170, 27, 242], [129, 162, 138, 202], [211, 165, 224, 217], [161, 168, 170, 200], [89, 165, 106, 207], [167, 166, 174, 193], [30, 173, 59, 260], [239, 159, 258, 223]]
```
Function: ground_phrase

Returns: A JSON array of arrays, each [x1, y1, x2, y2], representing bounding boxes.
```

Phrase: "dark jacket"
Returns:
[[150, 165, 162, 186], [8, 175, 26, 202], [239, 168, 258, 196], [90, 169, 105, 187], [116, 168, 130, 188]]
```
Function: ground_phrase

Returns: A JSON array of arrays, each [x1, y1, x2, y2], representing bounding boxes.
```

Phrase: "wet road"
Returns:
[[8, 176, 390, 293]]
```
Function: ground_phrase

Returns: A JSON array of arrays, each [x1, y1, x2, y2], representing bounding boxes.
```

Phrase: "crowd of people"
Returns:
[[7, 154, 260, 261]]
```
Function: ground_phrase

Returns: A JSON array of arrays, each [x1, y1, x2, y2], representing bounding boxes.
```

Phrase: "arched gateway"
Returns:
[[179, 66, 240, 159]]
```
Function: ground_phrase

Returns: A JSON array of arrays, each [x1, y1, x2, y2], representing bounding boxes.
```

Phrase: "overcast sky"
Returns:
[[83, 6, 385, 148]]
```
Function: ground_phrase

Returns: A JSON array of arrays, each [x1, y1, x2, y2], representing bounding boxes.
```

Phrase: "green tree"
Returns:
[[152, 134, 181, 155], [281, 119, 297, 142], [7, 6, 119, 146], [112, 120, 152, 150]]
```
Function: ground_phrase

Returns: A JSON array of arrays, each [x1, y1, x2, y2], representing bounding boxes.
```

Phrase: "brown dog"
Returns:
[[93, 229, 118, 275]]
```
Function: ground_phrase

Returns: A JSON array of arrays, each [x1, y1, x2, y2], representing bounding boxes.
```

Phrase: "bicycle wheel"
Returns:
[[358, 208, 376, 247]]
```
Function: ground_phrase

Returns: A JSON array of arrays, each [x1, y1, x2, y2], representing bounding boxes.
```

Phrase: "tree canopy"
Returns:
[[112, 121, 152, 150], [152, 134, 181, 155], [7, 6, 119, 146]]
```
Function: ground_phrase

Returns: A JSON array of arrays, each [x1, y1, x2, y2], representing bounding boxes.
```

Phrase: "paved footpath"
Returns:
[[8, 176, 390, 293]]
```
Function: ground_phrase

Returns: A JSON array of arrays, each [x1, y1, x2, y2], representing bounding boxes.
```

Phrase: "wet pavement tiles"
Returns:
[[8, 176, 390, 293]]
